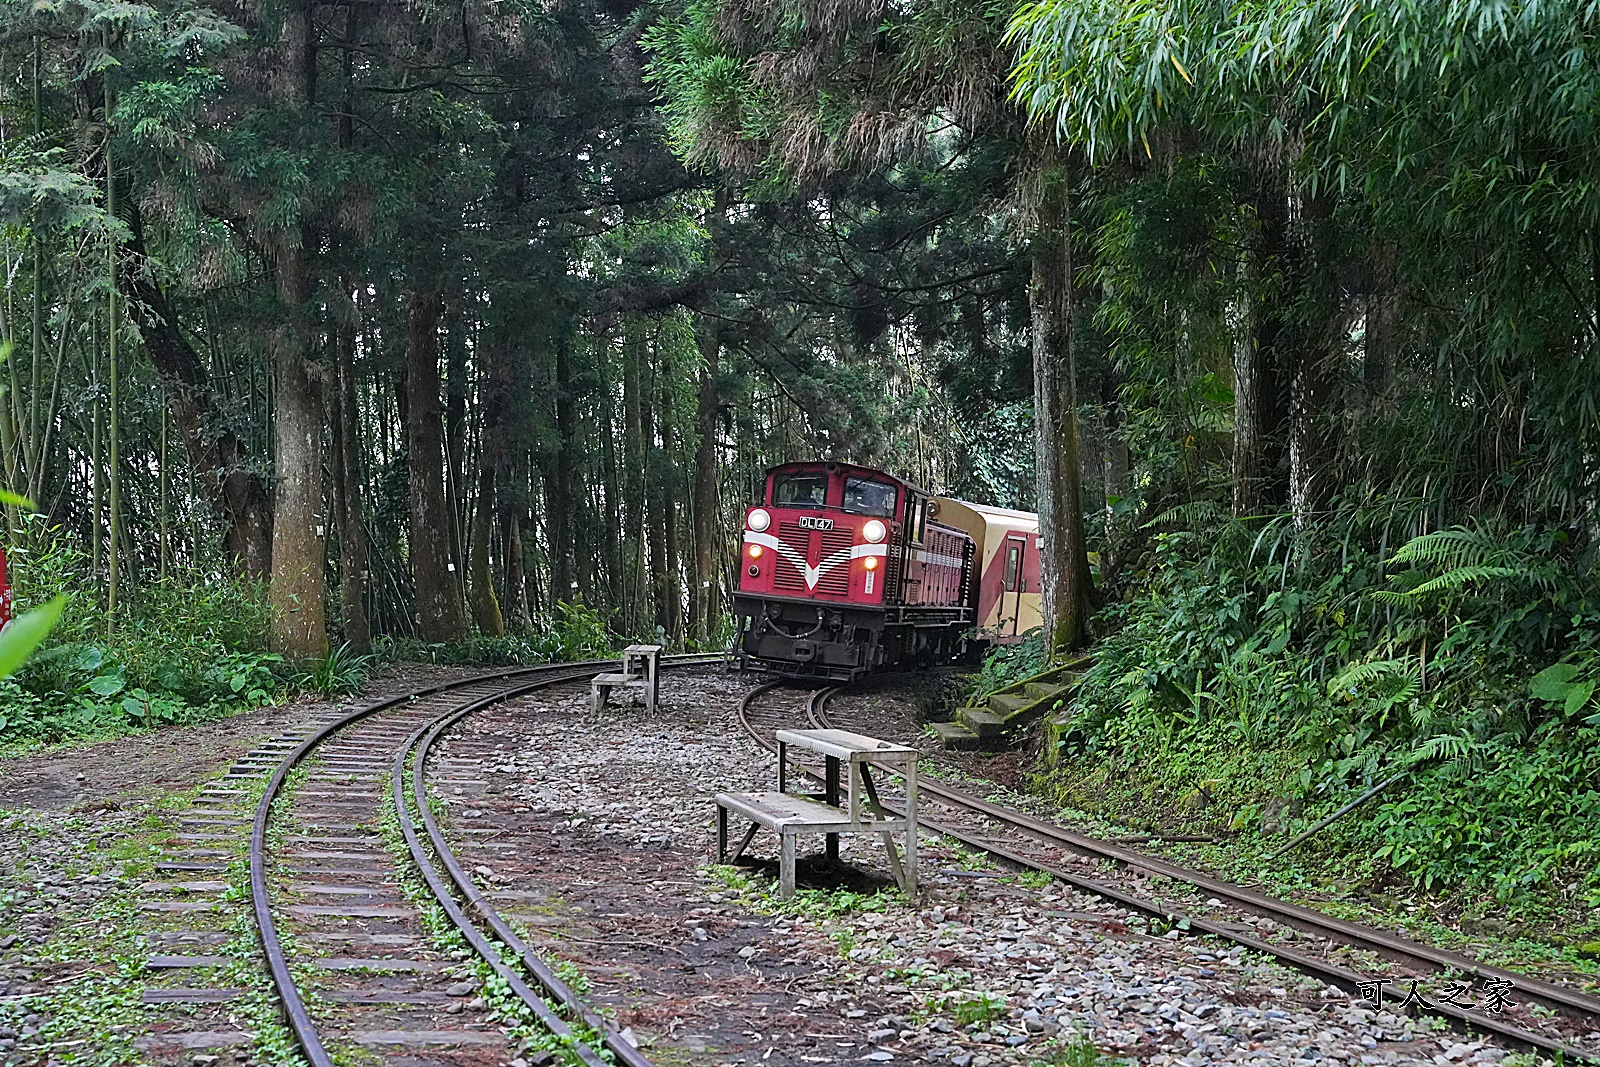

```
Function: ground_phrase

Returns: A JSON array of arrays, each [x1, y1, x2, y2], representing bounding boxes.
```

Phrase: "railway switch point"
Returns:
[[591, 644, 662, 713], [716, 727, 918, 898]]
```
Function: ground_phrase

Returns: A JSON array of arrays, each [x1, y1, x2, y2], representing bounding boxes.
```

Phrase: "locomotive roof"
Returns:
[[763, 463, 1041, 524], [764, 460, 919, 491]]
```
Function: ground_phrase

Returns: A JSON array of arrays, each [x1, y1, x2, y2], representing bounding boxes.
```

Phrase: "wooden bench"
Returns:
[[590, 644, 662, 713], [715, 728, 918, 898]]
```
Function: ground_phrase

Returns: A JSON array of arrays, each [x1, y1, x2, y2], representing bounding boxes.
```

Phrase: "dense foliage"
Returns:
[[1046, 513, 1600, 912]]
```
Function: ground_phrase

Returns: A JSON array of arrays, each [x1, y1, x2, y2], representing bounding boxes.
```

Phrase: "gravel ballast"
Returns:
[[440, 668, 1533, 1067]]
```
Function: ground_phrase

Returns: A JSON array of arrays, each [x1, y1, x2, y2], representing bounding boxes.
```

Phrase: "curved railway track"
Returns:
[[247, 654, 717, 1065], [734, 680, 1600, 1064]]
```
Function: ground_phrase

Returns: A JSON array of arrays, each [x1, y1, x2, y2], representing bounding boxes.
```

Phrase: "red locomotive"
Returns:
[[732, 461, 1043, 679]]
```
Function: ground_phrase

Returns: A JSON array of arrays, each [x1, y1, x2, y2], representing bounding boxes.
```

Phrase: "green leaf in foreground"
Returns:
[[0, 595, 67, 678], [1530, 662, 1581, 703]]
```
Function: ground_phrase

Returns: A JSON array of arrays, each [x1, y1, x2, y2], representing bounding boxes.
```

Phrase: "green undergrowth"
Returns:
[[0, 527, 620, 754], [965, 630, 1048, 703], [1, 522, 285, 749], [377, 597, 623, 665], [1023, 508, 1600, 964], [704, 862, 906, 920]]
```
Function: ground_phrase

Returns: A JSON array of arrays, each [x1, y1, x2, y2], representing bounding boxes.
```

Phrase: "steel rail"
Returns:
[[400, 654, 722, 1067], [390, 669, 618, 1067], [732, 682, 1597, 1064], [814, 687, 1600, 1063], [251, 653, 716, 1067], [810, 690, 1600, 1026]]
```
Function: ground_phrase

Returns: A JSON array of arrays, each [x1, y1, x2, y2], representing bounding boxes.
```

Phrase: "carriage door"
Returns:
[[1002, 535, 1027, 635]]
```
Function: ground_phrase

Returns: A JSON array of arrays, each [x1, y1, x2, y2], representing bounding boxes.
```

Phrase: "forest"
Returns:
[[2, 0, 1598, 918]]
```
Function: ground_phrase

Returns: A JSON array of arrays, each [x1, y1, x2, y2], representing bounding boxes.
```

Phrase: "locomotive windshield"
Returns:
[[773, 472, 828, 507], [843, 476, 897, 517]]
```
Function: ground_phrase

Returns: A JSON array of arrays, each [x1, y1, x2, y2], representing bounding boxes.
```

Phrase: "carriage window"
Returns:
[[1002, 542, 1021, 592], [773, 473, 828, 507], [842, 476, 897, 517], [909, 495, 928, 545]]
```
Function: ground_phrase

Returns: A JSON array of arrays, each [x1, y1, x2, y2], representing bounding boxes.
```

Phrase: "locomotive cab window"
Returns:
[[842, 476, 897, 517], [773, 473, 828, 507]]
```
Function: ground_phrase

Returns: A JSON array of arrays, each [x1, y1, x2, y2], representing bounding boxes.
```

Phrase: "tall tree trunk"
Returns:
[[329, 305, 371, 652], [598, 379, 623, 619], [642, 372, 670, 638], [1234, 182, 1293, 516], [405, 275, 468, 642], [548, 336, 578, 603], [1287, 191, 1338, 523], [267, 0, 328, 658], [1030, 179, 1092, 656], [444, 289, 469, 601], [502, 493, 531, 632], [467, 459, 504, 635], [267, 238, 328, 658], [659, 360, 684, 643], [470, 339, 509, 636], [1099, 367, 1129, 531], [1364, 241, 1397, 400], [691, 314, 721, 645], [622, 322, 647, 634], [119, 204, 272, 578], [105, 115, 121, 623]]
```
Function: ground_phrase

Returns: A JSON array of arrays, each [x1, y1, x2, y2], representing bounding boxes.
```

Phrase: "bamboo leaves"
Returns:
[[0, 595, 66, 680]]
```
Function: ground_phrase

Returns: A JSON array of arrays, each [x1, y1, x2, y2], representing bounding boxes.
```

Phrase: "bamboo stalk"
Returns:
[[105, 77, 121, 625]]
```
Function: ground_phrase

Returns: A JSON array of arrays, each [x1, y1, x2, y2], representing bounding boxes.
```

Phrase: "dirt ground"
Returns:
[[0, 665, 475, 811]]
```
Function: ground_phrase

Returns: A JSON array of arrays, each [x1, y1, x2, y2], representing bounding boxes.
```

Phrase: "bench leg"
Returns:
[[879, 831, 909, 893], [728, 821, 759, 863], [903, 826, 917, 899], [780, 832, 797, 898], [716, 805, 728, 863], [825, 757, 840, 862]]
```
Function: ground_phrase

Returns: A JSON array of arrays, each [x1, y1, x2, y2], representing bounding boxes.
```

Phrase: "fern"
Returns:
[[1383, 525, 1561, 601], [1410, 732, 1477, 766], [1388, 526, 1503, 570], [1328, 657, 1419, 700], [1142, 498, 1226, 529], [1403, 565, 1523, 598]]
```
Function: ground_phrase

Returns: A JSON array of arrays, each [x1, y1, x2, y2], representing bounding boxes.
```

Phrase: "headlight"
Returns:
[[862, 519, 887, 543], [864, 556, 880, 570], [748, 508, 772, 532]]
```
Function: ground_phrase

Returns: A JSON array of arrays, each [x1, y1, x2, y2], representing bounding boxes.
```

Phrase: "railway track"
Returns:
[[734, 680, 1600, 1064], [138, 655, 712, 1064]]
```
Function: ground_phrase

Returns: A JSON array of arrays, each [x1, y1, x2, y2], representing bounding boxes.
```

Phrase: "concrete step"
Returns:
[[1024, 681, 1068, 703], [987, 693, 1034, 719], [928, 721, 984, 751], [956, 707, 1008, 737]]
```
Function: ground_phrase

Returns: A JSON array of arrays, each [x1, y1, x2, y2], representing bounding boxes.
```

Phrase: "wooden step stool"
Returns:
[[590, 644, 662, 713]]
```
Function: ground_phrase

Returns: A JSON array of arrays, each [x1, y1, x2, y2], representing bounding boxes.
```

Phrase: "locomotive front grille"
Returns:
[[773, 521, 809, 593], [885, 538, 903, 600], [815, 529, 853, 596]]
